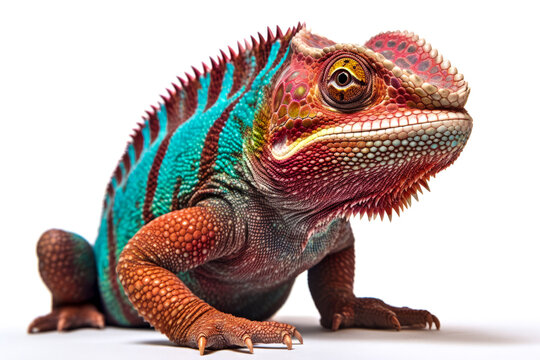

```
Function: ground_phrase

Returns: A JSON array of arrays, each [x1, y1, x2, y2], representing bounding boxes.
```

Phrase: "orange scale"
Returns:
[[283, 93, 292, 105], [288, 102, 300, 118], [273, 84, 285, 110], [278, 105, 288, 118], [299, 105, 311, 118], [302, 118, 312, 128]]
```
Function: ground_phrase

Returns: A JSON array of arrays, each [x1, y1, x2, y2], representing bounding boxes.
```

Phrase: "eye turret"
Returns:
[[320, 54, 374, 112]]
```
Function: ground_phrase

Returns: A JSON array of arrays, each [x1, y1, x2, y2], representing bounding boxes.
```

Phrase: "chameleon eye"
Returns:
[[320, 54, 374, 111]]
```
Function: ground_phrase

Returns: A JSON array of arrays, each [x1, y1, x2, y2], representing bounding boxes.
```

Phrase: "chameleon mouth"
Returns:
[[271, 110, 472, 161]]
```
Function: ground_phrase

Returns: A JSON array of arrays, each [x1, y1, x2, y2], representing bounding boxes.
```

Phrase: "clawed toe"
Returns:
[[321, 297, 440, 332], [391, 307, 440, 330], [198, 336, 207, 356], [28, 314, 58, 333], [244, 336, 254, 353], [433, 315, 440, 329], [28, 304, 105, 333], [390, 315, 401, 331], [293, 329, 303, 344], [282, 333, 292, 350], [192, 314, 303, 356], [331, 313, 343, 331]]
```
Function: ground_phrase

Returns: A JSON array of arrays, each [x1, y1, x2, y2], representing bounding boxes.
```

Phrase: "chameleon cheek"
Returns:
[[269, 67, 321, 151], [271, 69, 312, 119]]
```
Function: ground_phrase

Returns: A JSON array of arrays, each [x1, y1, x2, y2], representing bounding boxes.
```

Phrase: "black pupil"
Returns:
[[337, 71, 350, 86]]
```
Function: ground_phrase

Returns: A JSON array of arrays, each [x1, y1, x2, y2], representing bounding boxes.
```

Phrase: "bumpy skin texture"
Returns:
[[31, 24, 471, 354], [28, 230, 104, 332]]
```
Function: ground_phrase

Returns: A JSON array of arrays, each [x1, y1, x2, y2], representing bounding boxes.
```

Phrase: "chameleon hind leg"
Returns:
[[28, 229, 105, 333]]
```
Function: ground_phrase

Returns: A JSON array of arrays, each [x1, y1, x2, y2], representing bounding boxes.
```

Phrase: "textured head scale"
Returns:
[[248, 27, 472, 227]]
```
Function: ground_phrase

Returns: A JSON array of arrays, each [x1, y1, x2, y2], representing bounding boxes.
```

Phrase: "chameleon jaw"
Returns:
[[271, 110, 472, 161], [266, 110, 472, 239]]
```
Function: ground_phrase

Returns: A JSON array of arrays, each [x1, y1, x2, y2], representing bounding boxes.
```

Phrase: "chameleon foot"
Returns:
[[179, 309, 302, 355], [28, 303, 105, 333], [321, 296, 440, 331]]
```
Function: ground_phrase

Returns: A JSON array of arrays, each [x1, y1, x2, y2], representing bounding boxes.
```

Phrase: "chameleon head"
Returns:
[[248, 28, 472, 225]]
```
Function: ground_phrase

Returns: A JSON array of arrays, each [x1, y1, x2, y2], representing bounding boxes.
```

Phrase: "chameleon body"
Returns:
[[30, 25, 472, 354]]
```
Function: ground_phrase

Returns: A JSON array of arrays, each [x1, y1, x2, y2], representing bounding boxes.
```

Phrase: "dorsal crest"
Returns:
[[104, 24, 304, 207]]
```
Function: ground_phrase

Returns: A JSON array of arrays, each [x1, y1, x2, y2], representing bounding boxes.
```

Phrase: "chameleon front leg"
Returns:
[[117, 201, 301, 355], [308, 228, 439, 331]]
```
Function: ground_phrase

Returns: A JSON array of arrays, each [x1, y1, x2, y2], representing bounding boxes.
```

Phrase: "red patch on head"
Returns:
[[366, 32, 459, 91]]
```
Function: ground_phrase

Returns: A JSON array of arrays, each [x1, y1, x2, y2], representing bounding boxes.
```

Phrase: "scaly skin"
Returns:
[[30, 24, 472, 354]]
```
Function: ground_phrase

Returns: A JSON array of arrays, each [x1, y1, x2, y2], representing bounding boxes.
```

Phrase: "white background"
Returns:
[[1, 0, 539, 359]]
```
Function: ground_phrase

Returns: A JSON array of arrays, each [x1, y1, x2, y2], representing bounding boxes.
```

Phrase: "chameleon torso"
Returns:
[[93, 36, 348, 325]]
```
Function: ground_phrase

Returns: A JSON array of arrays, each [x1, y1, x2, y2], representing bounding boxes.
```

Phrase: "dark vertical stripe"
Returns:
[[113, 167, 122, 185], [179, 76, 200, 123], [106, 183, 114, 199], [196, 98, 242, 183], [252, 36, 270, 76], [122, 152, 131, 177], [170, 176, 183, 211], [148, 109, 160, 142], [166, 85, 182, 132], [230, 48, 247, 97], [142, 134, 172, 223], [106, 207, 141, 325], [205, 58, 225, 110], [276, 34, 293, 66], [132, 130, 144, 160]]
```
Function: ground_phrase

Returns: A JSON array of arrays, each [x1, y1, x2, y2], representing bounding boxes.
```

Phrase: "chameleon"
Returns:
[[29, 24, 472, 354]]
